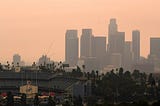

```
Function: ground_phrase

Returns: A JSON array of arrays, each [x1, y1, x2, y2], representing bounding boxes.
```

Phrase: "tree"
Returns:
[[87, 72, 90, 80], [77, 66, 81, 72], [0, 63, 3, 71], [95, 68, 140, 103], [140, 72, 147, 86], [71, 68, 83, 77], [124, 71, 131, 79], [48, 96, 56, 106], [78, 95, 83, 106], [17, 62, 19, 67], [6, 92, 14, 106], [63, 101, 70, 106], [96, 70, 99, 78], [6, 61, 10, 70], [91, 70, 96, 79], [148, 73, 156, 87], [82, 65, 85, 70], [132, 70, 140, 80], [33, 94, 39, 106], [11, 62, 15, 72], [119, 67, 124, 77], [21, 93, 26, 106]]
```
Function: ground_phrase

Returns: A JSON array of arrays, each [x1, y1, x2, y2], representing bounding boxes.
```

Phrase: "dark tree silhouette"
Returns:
[[0, 63, 3, 71], [33, 94, 39, 106], [6, 92, 14, 106], [21, 93, 26, 106], [96, 70, 99, 79], [48, 96, 56, 106]]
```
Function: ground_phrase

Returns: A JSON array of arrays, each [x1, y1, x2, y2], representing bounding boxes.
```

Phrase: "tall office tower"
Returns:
[[92, 36, 106, 58], [108, 18, 118, 35], [107, 19, 125, 67], [115, 32, 125, 54], [80, 29, 93, 58], [149, 38, 160, 72], [124, 41, 133, 70], [65, 30, 79, 66], [109, 32, 125, 66], [92, 36, 107, 68], [150, 38, 160, 59], [107, 19, 125, 55], [107, 18, 118, 54], [132, 30, 140, 64], [13, 54, 21, 66]]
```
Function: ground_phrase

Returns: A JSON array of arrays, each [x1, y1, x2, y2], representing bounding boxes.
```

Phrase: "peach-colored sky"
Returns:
[[0, 0, 160, 64]]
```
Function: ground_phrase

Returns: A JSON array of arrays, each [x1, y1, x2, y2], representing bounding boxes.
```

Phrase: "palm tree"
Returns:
[[33, 94, 39, 106], [52, 62, 55, 71], [21, 93, 26, 106], [32, 62, 36, 67], [87, 72, 90, 80], [0, 63, 3, 71], [6, 91, 14, 106], [91, 70, 95, 79], [7, 61, 10, 70], [82, 65, 85, 77], [11, 62, 15, 72], [132, 69, 140, 80], [17, 62, 19, 67], [96, 70, 99, 78], [119, 67, 124, 77]]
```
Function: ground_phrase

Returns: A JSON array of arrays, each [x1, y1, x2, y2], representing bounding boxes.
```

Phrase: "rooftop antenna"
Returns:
[[46, 41, 54, 56]]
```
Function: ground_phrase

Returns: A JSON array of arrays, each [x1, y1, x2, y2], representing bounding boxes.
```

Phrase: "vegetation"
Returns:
[[93, 68, 160, 105], [1, 60, 160, 106]]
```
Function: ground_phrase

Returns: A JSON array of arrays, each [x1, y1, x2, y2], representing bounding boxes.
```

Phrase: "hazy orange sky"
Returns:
[[0, 0, 160, 64]]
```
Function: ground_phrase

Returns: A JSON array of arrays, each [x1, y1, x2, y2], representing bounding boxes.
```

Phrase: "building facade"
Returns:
[[132, 30, 140, 64], [80, 29, 93, 58], [65, 30, 79, 66]]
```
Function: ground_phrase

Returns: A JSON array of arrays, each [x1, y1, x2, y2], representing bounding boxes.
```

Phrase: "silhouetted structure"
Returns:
[[92, 36, 107, 68], [132, 30, 140, 64], [65, 30, 79, 66], [80, 29, 94, 58], [150, 37, 160, 59], [6, 92, 14, 106], [124, 41, 133, 70], [107, 18, 125, 68], [33, 94, 39, 106]]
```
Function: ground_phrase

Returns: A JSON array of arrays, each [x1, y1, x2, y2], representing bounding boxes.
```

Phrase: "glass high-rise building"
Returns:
[[150, 37, 160, 59], [132, 30, 140, 64], [80, 29, 93, 58], [65, 30, 79, 66]]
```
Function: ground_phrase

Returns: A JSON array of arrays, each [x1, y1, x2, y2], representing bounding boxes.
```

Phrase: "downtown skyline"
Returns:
[[0, 0, 160, 64]]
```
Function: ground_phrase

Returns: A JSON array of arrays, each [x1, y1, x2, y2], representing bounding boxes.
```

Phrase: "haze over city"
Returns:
[[0, 0, 160, 64]]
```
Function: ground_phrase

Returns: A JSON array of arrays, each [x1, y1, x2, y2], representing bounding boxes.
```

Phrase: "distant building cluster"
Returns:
[[65, 19, 160, 73], [4, 19, 160, 74], [13, 54, 25, 66]]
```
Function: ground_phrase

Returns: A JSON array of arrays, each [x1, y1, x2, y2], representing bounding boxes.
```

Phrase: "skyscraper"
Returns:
[[150, 37, 160, 59], [108, 18, 118, 36], [92, 36, 106, 58], [107, 19, 125, 66], [107, 18, 118, 54], [132, 30, 140, 64], [92, 36, 106, 68], [80, 29, 93, 58], [107, 19, 125, 55], [65, 30, 79, 66], [124, 41, 133, 70]]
